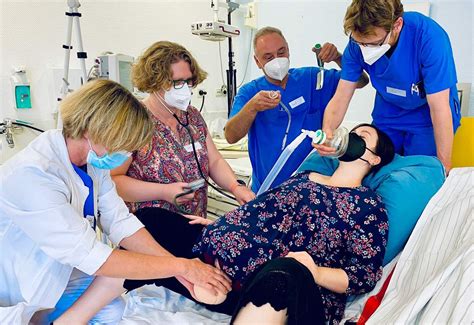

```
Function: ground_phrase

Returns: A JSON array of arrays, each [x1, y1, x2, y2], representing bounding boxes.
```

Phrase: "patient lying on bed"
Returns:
[[58, 124, 395, 324]]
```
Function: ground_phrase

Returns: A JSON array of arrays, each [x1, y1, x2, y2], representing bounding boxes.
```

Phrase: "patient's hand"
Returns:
[[286, 251, 349, 293], [285, 251, 319, 282], [184, 214, 214, 226]]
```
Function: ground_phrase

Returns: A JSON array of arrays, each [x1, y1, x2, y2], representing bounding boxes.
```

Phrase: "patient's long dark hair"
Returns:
[[351, 123, 395, 175]]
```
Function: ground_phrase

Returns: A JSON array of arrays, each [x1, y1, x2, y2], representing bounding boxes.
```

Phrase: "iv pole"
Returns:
[[211, 0, 239, 117], [225, 2, 239, 118], [56, 0, 88, 127]]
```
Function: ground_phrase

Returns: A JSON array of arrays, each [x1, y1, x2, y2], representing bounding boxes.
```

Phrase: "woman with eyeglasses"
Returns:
[[315, 0, 460, 175], [111, 41, 255, 222]]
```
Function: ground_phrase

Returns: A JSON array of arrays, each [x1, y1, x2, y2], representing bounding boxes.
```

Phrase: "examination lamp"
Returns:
[[191, 0, 241, 117]]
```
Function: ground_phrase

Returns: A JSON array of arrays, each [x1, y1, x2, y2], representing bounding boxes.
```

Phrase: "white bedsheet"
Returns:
[[120, 286, 230, 324], [368, 167, 473, 324]]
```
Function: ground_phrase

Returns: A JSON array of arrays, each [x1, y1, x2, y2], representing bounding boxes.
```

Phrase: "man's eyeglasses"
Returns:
[[349, 31, 390, 48], [171, 79, 194, 89]]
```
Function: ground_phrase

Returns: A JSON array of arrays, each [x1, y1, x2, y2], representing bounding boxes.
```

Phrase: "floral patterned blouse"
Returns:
[[126, 106, 209, 217], [194, 171, 388, 324]]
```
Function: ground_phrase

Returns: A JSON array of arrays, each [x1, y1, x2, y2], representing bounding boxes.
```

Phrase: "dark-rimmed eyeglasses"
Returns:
[[349, 31, 390, 48], [171, 79, 194, 89]]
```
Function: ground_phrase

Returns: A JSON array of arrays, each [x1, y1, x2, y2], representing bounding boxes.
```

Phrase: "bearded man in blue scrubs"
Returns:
[[316, 0, 461, 173], [225, 26, 368, 192]]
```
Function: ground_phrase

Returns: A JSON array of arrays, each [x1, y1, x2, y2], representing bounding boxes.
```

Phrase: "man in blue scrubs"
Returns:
[[225, 26, 368, 192], [316, 0, 461, 173]]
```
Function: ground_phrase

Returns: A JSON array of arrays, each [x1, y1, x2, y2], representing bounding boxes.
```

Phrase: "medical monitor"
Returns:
[[98, 54, 134, 92]]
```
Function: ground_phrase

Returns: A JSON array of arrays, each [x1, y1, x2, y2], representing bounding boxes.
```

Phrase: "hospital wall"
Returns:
[[0, 0, 252, 129], [0, 0, 472, 134]]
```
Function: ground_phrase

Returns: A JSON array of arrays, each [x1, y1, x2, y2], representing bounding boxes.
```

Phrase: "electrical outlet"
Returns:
[[216, 85, 227, 97], [245, 2, 257, 29]]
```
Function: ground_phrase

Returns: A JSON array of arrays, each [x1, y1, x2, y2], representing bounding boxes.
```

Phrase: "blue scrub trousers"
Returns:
[[376, 125, 437, 156]]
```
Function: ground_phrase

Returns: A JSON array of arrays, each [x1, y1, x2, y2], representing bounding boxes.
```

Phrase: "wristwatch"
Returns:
[[236, 179, 246, 186], [230, 179, 247, 193]]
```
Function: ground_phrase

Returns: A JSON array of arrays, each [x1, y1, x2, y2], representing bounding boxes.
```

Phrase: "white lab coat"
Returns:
[[0, 130, 143, 323]]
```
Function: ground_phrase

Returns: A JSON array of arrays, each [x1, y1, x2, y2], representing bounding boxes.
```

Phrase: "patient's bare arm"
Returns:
[[286, 251, 349, 294]]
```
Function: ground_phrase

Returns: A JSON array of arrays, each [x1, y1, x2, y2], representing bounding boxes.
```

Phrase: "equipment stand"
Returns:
[[56, 0, 88, 127], [225, 1, 239, 117]]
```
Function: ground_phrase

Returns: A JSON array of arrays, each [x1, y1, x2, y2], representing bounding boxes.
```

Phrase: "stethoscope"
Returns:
[[154, 93, 238, 213]]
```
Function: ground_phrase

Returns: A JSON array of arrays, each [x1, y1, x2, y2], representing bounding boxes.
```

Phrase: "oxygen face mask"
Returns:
[[307, 127, 350, 158], [307, 127, 376, 163]]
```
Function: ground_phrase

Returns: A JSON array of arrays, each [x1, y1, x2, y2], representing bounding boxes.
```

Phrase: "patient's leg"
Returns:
[[53, 276, 126, 325], [233, 302, 288, 324], [232, 269, 289, 325], [231, 257, 326, 325], [123, 207, 206, 296]]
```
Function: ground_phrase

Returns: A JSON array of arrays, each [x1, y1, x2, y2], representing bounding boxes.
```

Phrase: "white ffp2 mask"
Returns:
[[359, 44, 391, 65], [263, 57, 290, 81], [164, 84, 192, 111], [359, 31, 392, 65]]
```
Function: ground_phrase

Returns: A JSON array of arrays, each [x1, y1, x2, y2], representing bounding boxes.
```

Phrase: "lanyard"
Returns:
[[72, 164, 96, 229]]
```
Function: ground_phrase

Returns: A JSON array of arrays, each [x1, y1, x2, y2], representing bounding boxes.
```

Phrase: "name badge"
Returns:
[[289, 96, 305, 109], [386, 86, 406, 97], [184, 142, 202, 153]]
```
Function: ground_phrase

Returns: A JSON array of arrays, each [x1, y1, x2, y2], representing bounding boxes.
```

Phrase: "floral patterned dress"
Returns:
[[126, 106, 209, 217], [194, 171, 388, 323]]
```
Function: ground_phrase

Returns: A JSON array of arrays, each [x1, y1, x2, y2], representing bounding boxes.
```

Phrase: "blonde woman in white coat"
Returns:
[[0, 80, 230, 324]]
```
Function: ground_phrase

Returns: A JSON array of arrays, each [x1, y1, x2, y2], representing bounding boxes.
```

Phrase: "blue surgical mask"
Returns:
[[86, 139, 131, 170]]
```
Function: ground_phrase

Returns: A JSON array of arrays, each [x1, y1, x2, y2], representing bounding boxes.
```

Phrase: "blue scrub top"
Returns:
[[230, 67, 340, 192], [341, 12, 461, 131], [72, 164, 96, 229]]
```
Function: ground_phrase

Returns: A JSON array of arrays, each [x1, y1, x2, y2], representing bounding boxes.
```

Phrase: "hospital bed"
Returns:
[[120, 166, 473, 324]]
